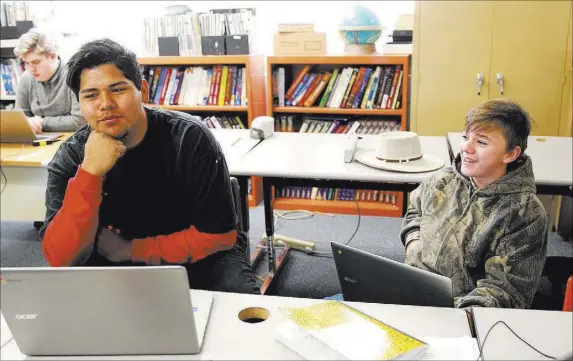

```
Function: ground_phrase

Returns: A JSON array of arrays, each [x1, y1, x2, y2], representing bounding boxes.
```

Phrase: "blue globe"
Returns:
[[338, 4, 383, 46]]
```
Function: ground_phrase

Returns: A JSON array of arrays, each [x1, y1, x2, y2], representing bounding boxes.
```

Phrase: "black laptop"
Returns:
[[331, 242, 454, 308]]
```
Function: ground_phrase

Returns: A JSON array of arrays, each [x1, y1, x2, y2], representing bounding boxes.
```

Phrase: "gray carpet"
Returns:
[[1, 206, 571, 309]]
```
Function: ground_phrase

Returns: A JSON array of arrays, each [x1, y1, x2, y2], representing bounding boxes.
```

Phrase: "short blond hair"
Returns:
[[13, 28, 58, 58]]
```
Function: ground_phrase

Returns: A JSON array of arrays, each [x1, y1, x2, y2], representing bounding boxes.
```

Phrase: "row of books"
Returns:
[[1, 59, 23, 97], [272, 64, 403, 110], [1, 1, 32, 27], [143, 65, 247, 106], [275, 115, 401, 135], [202, 115, 246, 130], [276, 187, 399, 205]]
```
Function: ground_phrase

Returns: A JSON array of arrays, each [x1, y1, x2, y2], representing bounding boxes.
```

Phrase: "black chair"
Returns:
[[230, 177, 250, 257]]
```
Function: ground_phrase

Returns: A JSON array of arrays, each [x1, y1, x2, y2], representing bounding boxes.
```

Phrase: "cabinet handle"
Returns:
[[496, 72, 505, 95], [477, 72, 484, 96]]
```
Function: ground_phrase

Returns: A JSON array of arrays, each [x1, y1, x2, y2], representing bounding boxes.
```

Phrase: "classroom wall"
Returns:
[[25, 0, 414, 59]]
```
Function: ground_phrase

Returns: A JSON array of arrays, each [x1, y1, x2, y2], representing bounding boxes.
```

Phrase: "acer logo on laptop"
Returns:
[[15, 314, 38, 320], [343, 276, 358, 284]]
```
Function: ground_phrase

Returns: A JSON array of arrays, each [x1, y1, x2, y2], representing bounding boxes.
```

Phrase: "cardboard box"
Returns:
[[274, 32, 326, 56], [277, 23, 314, 33]]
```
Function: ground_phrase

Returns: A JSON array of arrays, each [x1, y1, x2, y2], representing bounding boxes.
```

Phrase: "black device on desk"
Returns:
[[331, 241, 454, 307]]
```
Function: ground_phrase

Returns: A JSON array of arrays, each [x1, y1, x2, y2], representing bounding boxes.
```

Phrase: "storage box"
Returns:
[[1, 21, 34, 40], [225, 35, 249, 55], [274, 32, 326, 56], [157, 36, 180, 56], [201, 36, 226, 56]]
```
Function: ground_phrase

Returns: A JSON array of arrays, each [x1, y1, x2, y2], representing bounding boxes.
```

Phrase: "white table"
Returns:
[[447, 132, 573, 196], [1, 290, 473, 360], [1, 313, 12, 348], [235, 132, 451, 293], [471, 307, 573, 360]]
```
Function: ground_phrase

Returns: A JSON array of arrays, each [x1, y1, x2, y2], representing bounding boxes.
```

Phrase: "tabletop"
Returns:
[[233, 132, 451, 184], [471, 306, 573, 360], [1, 290, 473, 360], [0, 134, 72, 168]]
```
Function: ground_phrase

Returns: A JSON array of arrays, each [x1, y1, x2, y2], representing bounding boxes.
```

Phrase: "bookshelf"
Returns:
[[266, 55, 410, 217], [138, 55, 266, 207]]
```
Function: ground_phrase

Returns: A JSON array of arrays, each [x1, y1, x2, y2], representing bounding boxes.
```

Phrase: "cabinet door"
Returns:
[[559, 9, 572, 137], [412, 1, 494, 136], [489, 1, 571, 136]]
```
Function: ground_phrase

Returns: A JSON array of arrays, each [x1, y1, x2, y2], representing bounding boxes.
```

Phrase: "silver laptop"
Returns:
[[331, 242, 454, 307], [0, 110, 62, 143], [0, 266, 213, 356]]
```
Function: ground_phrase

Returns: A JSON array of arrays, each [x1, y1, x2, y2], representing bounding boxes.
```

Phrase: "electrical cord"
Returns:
[[0, 167, 7, 195], [344, 200, 361, 246], [476, 320, 556, 360]]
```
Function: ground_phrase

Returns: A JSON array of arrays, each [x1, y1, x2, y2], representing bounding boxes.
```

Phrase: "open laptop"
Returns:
[[331, 242, 454, 308], [0, 266, 213, 356], [0, 110, 62, 143]]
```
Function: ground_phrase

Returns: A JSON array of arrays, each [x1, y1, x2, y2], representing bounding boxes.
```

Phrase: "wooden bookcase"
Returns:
[[266, 55, 409, 217], [138, 55, 266, 207]]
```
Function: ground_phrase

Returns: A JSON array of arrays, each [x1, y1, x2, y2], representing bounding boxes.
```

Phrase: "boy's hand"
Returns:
[[97, 226, 132, 262], [27, 116, 43, 134], [81, 131, 126, 177], [406, 239, 422, 256]]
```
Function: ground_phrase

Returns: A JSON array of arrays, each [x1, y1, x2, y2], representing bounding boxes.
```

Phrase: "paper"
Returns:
[[419, 337, 480, 360]]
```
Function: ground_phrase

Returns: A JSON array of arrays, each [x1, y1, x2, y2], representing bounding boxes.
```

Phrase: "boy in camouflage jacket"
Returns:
[[400, 99, 548, 309]]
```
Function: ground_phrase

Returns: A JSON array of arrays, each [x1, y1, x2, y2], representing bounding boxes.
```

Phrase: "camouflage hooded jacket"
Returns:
[[400, 154, 548, 309]]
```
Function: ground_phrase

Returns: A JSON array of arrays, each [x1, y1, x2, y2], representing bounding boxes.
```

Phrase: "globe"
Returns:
[[338, 4, 384, 54]]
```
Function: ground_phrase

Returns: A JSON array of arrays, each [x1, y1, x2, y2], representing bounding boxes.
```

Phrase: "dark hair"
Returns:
[[66, 38, 142, 100], [463, 99, 534, 153]]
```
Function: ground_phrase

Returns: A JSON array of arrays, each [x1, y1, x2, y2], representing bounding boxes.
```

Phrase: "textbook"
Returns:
[[276, 301, 428, 360]]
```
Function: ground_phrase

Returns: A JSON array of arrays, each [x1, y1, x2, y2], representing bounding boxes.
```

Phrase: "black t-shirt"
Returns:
[[41, 106, 237, 266]]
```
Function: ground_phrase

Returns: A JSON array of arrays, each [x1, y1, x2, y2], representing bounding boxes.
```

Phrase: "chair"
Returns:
[[230, 177, 249, 258]]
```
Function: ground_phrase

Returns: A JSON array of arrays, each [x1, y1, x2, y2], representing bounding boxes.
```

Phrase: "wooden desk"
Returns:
[[235, 132, 451, 293], [1, 290, 473, 360], [447, 132, 573, 197], [471, 307, 573, 360]]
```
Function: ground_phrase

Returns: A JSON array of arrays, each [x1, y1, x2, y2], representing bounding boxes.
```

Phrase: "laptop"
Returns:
[[0, 266, 213, 356], [0, 110, 62, 143], [331, 242, 454, 308]]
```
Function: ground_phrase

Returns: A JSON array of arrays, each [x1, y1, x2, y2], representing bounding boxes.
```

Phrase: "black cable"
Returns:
[[344, 200, 361, 246], [476, 320, 556, 360], [0, 167, 7, 195]]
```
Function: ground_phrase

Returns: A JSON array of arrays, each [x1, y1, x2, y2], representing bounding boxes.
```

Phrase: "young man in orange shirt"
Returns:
[[40, 38, 259, 294]]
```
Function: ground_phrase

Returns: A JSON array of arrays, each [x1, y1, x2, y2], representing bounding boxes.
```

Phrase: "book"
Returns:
[[276, 301, 428, 360]]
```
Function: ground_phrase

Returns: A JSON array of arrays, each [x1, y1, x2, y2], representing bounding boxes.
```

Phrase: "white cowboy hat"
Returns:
[[355, 131, 445, 173]]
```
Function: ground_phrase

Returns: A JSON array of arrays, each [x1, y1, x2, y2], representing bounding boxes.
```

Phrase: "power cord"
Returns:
[[0, 167, 7, 195], [344, 200, 361, 246], [477, 320, 556, 360]]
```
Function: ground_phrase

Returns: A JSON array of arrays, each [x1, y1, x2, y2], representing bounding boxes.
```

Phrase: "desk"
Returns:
[[447, 132, 573, 197], [0, 135, 71, 221], [471, 307, 573, 360], [1, 312, 12, 348], [1, 290, 473, 360], [236, 132, 451, 293]]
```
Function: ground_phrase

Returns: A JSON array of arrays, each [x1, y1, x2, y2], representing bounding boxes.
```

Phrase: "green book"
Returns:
[[318, 68, 340, 107]]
